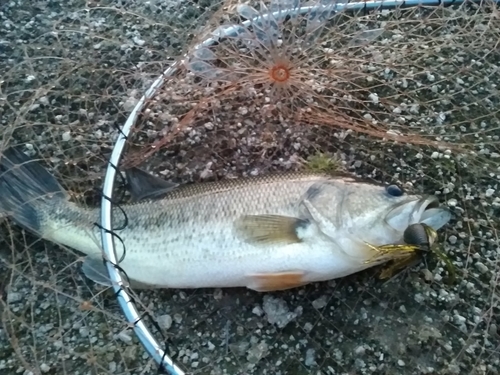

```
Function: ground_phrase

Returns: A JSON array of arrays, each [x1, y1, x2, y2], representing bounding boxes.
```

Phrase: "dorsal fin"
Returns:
[[125, 167, 179, 202]]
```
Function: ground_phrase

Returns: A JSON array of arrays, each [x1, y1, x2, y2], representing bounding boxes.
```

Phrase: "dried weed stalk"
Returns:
[[126, 0, 500, 169]]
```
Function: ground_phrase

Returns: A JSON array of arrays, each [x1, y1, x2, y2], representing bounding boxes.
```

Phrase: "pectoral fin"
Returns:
[[126, 167, 179, 202], [234, 215, 312, 245], [247, 271, 308, 292]]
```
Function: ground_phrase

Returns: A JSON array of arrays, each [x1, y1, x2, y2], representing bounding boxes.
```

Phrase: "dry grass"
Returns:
[[1, 0, 499, 374], [125, 0, 500, 169]]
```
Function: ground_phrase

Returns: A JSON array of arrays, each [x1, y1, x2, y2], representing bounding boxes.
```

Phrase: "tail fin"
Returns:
[[0, 147, 68, 234]]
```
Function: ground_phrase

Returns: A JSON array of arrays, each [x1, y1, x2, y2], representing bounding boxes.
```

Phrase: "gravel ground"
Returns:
[[1, 1, 499, 375]]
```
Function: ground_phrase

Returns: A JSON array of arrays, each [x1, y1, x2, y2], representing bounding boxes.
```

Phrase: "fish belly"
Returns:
[[116, 232, 369, 290]]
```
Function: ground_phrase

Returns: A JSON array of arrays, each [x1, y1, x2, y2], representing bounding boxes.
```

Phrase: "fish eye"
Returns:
[[386, 184, 404, 197]]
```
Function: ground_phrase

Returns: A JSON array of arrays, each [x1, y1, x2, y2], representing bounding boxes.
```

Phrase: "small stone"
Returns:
[[53, 340, 63, 349], [447, 363, 460, 374], [454, 314, 466, 325], [7, 292, 22, 304], [303, 322, 313, 333], [437, 112, 446, 124], [252, 305, 264, 316], [132, 36, 145, 46], [173, 314, 183, 324], [40, 363, 50, 373], [488, 324, 498, 336], [448, 235, 457, 245], [418, 325, 442, 341], [38, 96, 49, 106], [355, 358, 366, 368], [62, 131, 71, 142], [79, 327, 89, 337], [262, 295, 301, 328], [305, 348, 316, 367], [414, 293, 426, 303], [368, 93, 379, 104], [485, 188, 495, 197], [475, 262, 488, 274], [117, 331, 132, 343], [312, 295, 328, 309], [246, 342, 269, 364], [398, 359, 405, 367], [422, 269, 434, 282], [355, 346, 366, 355], [157, 314, 173, 330]]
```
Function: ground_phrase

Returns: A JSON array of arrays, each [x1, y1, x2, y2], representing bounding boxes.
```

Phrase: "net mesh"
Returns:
[[1, 1, 499, 374]]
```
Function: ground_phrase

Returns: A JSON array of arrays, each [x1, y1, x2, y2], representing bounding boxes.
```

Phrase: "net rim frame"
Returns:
[[98, 0, 493, 373]]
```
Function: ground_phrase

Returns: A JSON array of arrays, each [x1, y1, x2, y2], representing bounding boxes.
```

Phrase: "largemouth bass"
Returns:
[[0, 147, 451, 291]]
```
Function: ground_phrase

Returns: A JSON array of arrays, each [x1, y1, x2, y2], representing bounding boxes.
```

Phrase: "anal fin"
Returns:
[[247, 271, 308, 292], [81, 256, 155, 289], [81, 256, 114, 287]]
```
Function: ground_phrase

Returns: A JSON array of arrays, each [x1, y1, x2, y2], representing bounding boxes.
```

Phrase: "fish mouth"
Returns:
[[386, 195, 452, 232]]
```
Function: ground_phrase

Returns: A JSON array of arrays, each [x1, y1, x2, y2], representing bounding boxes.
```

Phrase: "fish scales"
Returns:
[[0, 147, 451, 291], [35, 173, 338, 287], [98, 174, 331, 279]]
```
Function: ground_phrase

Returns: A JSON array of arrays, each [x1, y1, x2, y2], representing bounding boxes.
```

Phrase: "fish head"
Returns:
[[304, 178, 451, 246]]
